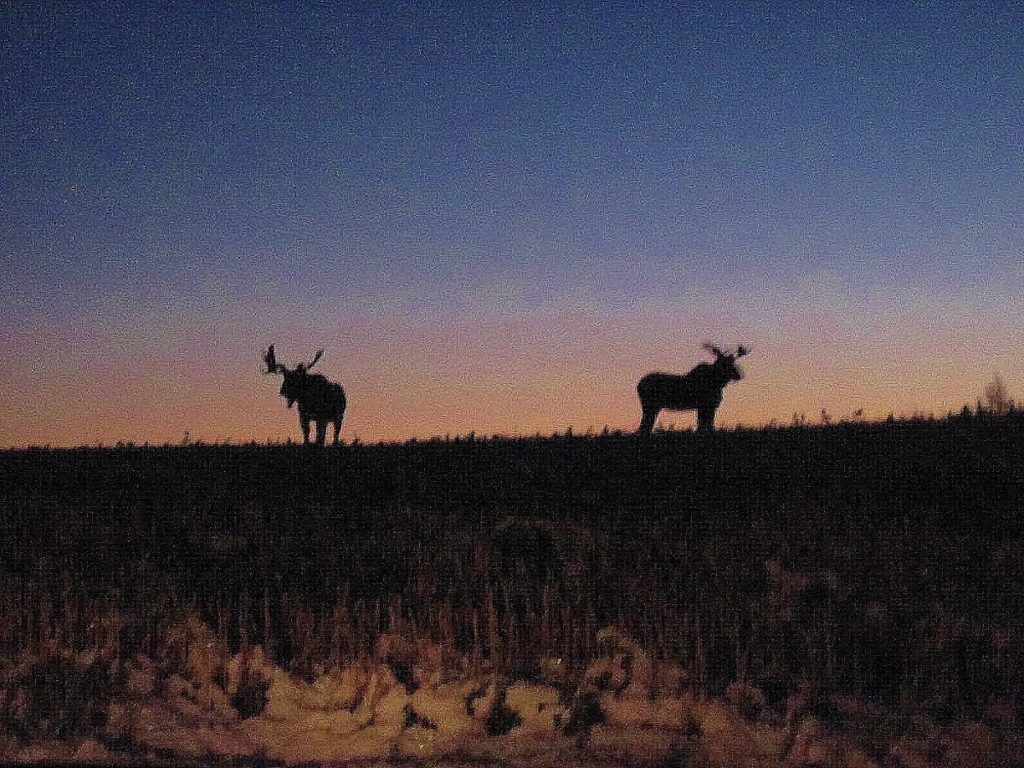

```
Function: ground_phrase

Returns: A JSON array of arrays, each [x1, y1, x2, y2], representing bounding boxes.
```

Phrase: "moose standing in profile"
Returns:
[[263, 345, 347, 446], [637, 344, 749, 435]]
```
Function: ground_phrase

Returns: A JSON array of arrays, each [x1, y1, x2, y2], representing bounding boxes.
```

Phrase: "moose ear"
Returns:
[[736, 345, 750, 357], [308, 349, 324, 370], [263, 345, 279, 374]]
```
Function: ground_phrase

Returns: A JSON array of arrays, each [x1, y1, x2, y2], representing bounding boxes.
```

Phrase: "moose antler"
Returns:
[[263, 345, 285, 375], [307, 349, 324, 371], [702, 342, 727, 358]]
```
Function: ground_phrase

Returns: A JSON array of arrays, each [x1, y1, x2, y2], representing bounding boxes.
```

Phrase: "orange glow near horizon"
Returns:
[[0, 365, 1012, 449], [2, 278, 1021, 448]]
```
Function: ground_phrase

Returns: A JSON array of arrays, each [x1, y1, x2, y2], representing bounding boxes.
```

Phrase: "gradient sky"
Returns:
[[2, 1, 1022, 446]]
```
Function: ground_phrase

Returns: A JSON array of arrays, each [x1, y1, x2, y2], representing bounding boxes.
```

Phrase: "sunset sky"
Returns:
[[2, 2, 1022, 447]]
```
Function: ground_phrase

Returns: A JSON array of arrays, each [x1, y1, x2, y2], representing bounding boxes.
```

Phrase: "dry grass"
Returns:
[[1, 412, 1022, 725]]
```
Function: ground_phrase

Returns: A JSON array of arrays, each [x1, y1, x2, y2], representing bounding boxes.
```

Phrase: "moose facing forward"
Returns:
[[264, 345, 347, 445], [637, 344, 749, 435]]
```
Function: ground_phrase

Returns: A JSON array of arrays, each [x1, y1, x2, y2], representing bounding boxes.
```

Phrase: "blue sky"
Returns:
[[2, 2, 1022, 444]]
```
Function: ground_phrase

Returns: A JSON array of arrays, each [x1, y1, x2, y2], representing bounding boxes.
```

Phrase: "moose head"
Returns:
[[263, 345, 324, 409], [702, 343, 750, 383]]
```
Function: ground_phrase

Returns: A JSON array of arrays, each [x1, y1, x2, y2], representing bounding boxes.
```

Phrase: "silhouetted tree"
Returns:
[[984, 374, 1012, 416]]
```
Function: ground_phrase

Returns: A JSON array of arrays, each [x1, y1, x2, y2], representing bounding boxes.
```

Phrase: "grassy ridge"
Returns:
[[1, 415, 1022, 718]]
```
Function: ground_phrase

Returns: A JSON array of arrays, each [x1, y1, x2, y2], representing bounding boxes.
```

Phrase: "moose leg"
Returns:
[[332, 419, 342, 446], [300, 417, 311, 445], [638, 405, 659, 436], [315, 420, 327, 446], [697, 407, 716, 433]]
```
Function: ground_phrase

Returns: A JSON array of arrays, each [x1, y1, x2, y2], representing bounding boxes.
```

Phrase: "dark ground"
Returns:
[[1, 414, 1022, 717]]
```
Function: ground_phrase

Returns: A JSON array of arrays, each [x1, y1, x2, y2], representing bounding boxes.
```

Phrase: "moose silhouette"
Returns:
[[637, 343, 749, 435], [263, 345, 347, 445]]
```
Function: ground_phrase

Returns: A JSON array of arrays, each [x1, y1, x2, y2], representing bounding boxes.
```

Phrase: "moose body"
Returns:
[[637, 344, 748, 435], [264, 346, 347, 445]]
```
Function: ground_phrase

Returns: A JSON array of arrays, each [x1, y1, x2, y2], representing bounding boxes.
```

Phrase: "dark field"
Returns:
[[2, 415, 1023, 720]]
